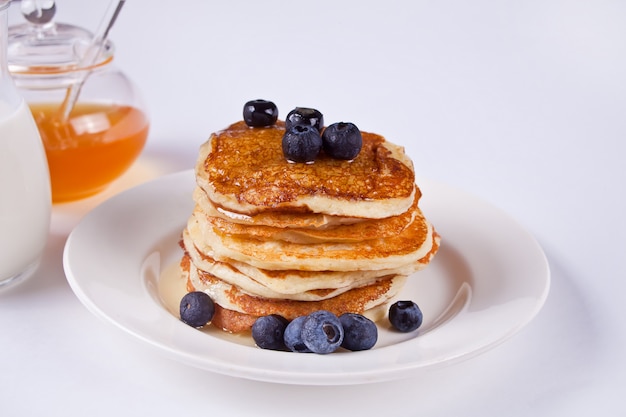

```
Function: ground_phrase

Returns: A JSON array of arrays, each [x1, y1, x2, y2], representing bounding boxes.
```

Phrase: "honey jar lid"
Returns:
[[7, 0, 114, 75]]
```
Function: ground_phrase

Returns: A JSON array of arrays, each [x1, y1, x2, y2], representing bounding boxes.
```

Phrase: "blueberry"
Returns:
[[339, 313, 378, 351], [282, 124, 322, 163], [301, 310, 344, 354], [285, 107, 324, 132], [179, 291, 215, 328], [389, 300, 423, 332], [243, 99, 279, 127], [252, 314, 289, 351], [284, 316, 312, 353], [322, 122, 362, 160]]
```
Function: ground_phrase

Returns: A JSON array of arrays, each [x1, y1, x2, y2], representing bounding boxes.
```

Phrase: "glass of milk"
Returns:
[[0, 0, 51, 289]]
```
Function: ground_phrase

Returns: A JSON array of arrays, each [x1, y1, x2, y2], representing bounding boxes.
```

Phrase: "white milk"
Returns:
[[0, 99, 51, 286]]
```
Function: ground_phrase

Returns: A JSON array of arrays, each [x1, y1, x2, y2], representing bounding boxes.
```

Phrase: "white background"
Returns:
[[2, 0, 625, 416]]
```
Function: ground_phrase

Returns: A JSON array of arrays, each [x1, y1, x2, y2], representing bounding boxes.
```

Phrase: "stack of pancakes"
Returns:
[[179, 120, 440, 333]]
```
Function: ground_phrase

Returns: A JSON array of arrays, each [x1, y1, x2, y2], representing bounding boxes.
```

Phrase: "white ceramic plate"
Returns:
[[63, 170, 550, 385]]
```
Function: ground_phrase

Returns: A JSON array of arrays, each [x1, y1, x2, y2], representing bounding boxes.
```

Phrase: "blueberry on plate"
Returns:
[[282, 124, 322, 163], [339, 313, 378, 351], [285, 107, 324, 132], [284, 316, 312, 353], [301, 310, 344, 354], [252, 314, 289, 351], [179, 291, 215, 328], [243, 99, 279, 127], [322, 122, 362, 160], [388, 300, 423, 332]]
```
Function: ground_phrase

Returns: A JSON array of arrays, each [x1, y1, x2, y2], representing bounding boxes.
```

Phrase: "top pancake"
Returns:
[[196, 121, 417, 218]]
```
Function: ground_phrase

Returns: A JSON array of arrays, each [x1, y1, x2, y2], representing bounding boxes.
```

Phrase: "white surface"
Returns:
[[63, 171, 549, 385], [1, 0, 625, 415]]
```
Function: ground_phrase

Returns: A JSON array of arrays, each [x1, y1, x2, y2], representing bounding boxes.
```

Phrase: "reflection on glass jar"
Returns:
[[8, 0, 149, 203]]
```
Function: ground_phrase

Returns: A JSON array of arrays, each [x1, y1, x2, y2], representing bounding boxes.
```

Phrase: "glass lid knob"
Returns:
[[21, 0, 57, 26]]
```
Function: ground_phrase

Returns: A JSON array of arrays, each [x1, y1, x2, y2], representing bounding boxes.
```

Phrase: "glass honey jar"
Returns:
[[7, 0, 149, 203]]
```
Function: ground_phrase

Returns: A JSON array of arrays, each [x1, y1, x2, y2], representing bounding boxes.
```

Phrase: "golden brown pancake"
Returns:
[[186, 203, 436, 272], [183, 232, 428, 297], [201, 191, 421, 244], [193, 186, 369, 229], [181, 227, 440, 300], [196, 121, 417, 218], [180, 253, 408, 333]]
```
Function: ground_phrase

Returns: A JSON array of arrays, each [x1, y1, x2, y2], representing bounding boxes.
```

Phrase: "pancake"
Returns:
[[182, 226, 440, 299], [196, 121, 417, 218], [186, 203, 436, 272], [201, 190, 421, 244], [180, 253, 407, 333], [193, 186, 370, 229]]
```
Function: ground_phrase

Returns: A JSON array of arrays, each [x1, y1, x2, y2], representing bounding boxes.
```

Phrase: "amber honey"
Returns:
[[29, 102, 149, 202]]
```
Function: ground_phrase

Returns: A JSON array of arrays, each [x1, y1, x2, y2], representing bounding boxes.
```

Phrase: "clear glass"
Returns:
[[0, 0, 51, 288]]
